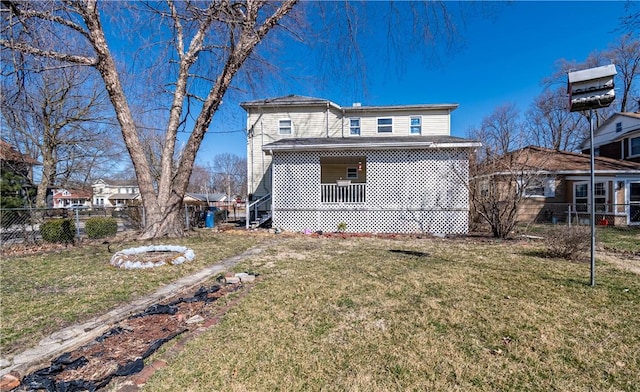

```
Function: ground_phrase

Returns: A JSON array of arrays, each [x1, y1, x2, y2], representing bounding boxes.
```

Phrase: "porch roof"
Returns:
[[263, 136, 481, 154]]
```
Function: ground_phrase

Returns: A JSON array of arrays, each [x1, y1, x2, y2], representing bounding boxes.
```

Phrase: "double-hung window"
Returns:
[[616, 122, 622, 133], [349, 118, 361, 135], [410, 116, 422, 135], [278, 119, 292, 135], [377, 117, 393, 133]]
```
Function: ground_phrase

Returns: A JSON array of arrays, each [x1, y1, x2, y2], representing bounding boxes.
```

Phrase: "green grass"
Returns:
[[139, 235, 640, 391], [0, 230, 272, 355], [597, 226, 640, 253]]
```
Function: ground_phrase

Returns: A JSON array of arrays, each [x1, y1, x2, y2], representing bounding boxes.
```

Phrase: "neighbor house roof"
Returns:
[[185, 193, 227, 202], [482, 146, 640, 175], [0, 140, 40, 165], [263, 136, 481, 154]]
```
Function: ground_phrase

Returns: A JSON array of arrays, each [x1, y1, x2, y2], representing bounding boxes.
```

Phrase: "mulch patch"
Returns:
[[14, 279, 252, 392]]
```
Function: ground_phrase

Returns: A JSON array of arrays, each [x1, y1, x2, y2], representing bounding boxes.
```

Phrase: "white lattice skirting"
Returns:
[[271, 149, 471, 234]]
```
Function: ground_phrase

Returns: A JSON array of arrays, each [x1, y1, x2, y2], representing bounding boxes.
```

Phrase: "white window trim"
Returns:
[[629, 136, 640, 158], [346, 167, 358, 179], [518, 177, 555, 198], [377, 117, 393, 133], [410, 116, 422, 135], [278, 118, 293, 135], [349, 118, 361, 136], [573, 180, 609, 212]]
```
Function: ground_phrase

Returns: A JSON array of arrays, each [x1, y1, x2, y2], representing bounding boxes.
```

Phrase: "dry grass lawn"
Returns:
[[138, 234, 640, 391]]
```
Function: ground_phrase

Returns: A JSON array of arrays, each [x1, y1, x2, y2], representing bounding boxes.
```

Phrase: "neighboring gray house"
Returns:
[[241, 95, 480, 234]]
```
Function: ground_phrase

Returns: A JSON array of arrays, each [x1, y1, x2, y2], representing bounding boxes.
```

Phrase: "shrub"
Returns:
[[85, 217, 118, 239], [214, 208, 228, 223], [544, 225, 590, 261], [40, 219, 76, 244]]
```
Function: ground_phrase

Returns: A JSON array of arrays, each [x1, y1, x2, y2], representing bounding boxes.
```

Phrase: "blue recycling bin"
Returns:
[[205, 209, 215, 228]]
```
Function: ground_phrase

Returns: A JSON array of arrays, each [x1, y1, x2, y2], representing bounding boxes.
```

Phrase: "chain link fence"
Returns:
[[0, 203, 245, 253], [470, 202, 640, 233]]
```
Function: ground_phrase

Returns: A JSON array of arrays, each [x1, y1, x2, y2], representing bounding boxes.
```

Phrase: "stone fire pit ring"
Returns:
[[110, 245, 196, 269]]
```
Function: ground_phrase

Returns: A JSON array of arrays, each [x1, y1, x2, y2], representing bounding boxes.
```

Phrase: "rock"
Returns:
[[235, 273, 255, 283], [225, 276, 240, 284], [0, 358, 10, 368], [0, 373, 20, 391], [185, 315, 205, 324]]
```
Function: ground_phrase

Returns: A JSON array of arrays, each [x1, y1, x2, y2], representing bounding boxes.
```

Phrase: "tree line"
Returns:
[[1, 1, 638, 239]]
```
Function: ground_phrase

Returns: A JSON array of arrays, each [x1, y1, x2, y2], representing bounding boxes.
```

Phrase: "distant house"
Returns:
[[0, 140, 41, 207], [580, 111, 640, 163], [52, 189, 92, 208], [474, 146, 640, 226], [184, 192, 228, 207], [242, 95, 481, 234], [91, 179, 140, 208]]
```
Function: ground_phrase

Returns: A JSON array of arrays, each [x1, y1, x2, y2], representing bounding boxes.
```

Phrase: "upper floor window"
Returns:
[[630, 137, 640, 157], [410, 116, 422, 135], [278, 119, 292, 135], [377, 117, 393, 133], [349, 118, 361, 135], [616, 122, 622, 133]]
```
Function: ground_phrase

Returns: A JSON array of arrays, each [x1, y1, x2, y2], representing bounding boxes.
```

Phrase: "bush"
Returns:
[[544, 225, 590, 261], [214, 208, 228, 223], [40, 219, 76, 244], [85, 217, 118, 239]]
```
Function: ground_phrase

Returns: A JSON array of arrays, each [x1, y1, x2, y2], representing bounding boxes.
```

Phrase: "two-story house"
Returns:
[[242, 95, 481, 234], [92, 179, 140, 208], [580, 111, 640, 163]]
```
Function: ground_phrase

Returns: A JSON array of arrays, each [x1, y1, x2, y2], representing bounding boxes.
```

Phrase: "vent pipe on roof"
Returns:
[[352, 102, 361, 107]]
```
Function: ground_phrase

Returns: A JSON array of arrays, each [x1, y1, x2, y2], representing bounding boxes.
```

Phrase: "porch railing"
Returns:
[[321, 183, 366, 203]]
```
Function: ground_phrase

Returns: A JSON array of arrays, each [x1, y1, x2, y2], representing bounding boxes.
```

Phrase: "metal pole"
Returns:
[[589, 109, 596, 287]]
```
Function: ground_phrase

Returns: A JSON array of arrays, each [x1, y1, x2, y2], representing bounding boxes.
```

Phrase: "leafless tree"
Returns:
[[525, 87, 587, 152], [1, 0, 299, 238], [1, 1, 478, 238], [467, 103, 526, 161], [465, 105, 552, 238], [1, 58, 120, 207], [211, 153, 246, 198], [468, 147, 553, 239], [602, 33, 640, 112]]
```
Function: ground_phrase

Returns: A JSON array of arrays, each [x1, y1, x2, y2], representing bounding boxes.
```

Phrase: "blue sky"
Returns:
[[194, 1, 634, 162]]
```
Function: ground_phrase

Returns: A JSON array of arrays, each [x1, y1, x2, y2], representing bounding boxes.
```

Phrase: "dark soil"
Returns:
[[15, 280, 250, 392]]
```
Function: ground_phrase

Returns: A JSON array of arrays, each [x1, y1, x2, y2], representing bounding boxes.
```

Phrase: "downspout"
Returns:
[[341, 108, 345, 138], [326, 102, 329, 138]]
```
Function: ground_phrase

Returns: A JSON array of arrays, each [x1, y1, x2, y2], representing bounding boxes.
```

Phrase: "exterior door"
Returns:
[[630, 181, 640, 225]]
